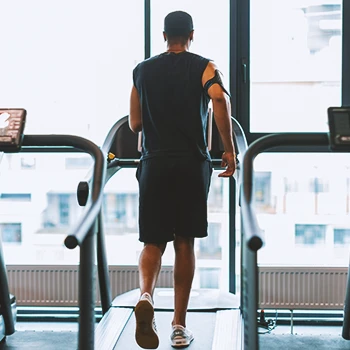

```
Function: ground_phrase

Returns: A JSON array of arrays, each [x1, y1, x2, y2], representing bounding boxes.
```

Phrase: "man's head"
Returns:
[[163, 11, 194, 46]]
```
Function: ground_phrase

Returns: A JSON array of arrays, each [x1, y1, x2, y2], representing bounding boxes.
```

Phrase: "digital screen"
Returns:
[[0, 109, 25, 146], [333, 112, 350, 134]]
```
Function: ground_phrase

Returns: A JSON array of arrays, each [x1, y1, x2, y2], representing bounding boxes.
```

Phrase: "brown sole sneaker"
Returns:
[[135, 299, 159, 349]]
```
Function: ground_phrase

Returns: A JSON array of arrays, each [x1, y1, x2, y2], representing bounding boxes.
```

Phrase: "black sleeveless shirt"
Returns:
[[133, 51, 211, 160]]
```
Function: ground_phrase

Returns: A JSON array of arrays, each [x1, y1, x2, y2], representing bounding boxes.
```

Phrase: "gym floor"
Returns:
[[1, 323, 349, 350]]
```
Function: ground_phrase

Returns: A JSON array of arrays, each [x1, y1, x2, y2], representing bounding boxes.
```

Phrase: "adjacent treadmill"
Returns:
[[70, 114, 253, 349], [0, 108, 26, 344], [0, 108, 106, 349], [327, 106, 350, 341]]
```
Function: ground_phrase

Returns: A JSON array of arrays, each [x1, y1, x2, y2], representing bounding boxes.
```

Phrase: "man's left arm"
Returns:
[[129, 85, 142, 133]]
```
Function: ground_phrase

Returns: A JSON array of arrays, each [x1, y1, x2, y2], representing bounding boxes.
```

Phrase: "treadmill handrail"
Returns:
[[241, 132, 331, 350], [101, 116, 128, 156], [241, 132, 329, 251], [231, 116, 248, 159], [20, 134, 105, 249]]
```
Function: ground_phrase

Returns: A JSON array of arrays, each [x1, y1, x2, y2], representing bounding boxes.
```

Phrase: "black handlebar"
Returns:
[[21, 134, 106, 248]]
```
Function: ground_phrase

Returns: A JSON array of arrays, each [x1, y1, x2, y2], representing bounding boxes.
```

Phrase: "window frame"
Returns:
[[233, 0, 349, 145]]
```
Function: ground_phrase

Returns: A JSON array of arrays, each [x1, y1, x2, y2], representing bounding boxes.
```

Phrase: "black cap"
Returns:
[[164, 11, 194, 36]]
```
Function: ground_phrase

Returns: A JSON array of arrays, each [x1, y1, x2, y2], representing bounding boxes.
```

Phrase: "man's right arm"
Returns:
[[202, 61, 236, 177]]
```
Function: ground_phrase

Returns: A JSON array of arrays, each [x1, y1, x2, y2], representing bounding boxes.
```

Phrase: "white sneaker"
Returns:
[[135, 293, 159, 349], [170, 325, 194, 348]]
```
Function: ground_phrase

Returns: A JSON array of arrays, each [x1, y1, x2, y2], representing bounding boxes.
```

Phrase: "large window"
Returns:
[[250, 0, 342, 132], [2, 1, 347, 294], [151, 0, 230, 87], [0, 224, 22, 244], [0, 1, 144, 143], [0, 2, 144, 265], [254, 152, 350, 266]]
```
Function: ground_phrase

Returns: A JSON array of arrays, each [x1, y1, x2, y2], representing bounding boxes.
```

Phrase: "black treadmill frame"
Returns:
[[71, 115, 249, 349], [0, 134, 105, 350]]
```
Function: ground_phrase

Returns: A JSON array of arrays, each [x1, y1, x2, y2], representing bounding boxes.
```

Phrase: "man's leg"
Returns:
[[135, 242, 166, 349], [139, 243, 167, 297], [172, 236, 195, 327]]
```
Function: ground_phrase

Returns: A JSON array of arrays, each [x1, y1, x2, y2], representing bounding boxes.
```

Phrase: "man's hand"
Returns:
[[218, 152, 236, 177]]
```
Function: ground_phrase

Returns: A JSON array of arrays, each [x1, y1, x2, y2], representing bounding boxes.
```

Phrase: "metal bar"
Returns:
[[236, 0, 250, 135], [97, 211, 112, 315], [144, 0, 151, 59], [0, 238, 14, 335], [229, 177, 237, 294], [342, 272, 350, 338], [230, 0, 238, 118], [243, 248, 258, 350], [20, 146, 84, 153], [343, 0, 350, 106], [343, 247, 350, 340], [78, 225, 96, 350]]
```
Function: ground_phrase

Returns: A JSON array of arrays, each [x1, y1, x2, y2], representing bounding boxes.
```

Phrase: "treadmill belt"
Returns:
[[115, 311, 216, 350]]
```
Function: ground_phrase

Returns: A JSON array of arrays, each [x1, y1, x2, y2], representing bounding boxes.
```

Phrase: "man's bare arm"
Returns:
[[202, 61, 236, 177], [129, 86, 142, 133]]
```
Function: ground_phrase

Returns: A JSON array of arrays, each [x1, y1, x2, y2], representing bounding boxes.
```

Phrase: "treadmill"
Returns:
[[326, 106, 350, 341], [71, 114, 251, 349], [0, 109, 26, 344], [0, 108, 106, 348], [0, 238, 17, 345]]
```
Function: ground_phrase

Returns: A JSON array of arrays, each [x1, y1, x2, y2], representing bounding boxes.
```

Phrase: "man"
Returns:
[[129, 11, 236, 349]]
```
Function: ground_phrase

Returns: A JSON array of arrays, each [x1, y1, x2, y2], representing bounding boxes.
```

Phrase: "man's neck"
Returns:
[[166, 44, 189, 53]]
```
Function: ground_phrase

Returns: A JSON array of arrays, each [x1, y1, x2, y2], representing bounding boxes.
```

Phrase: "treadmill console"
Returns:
[[0, 109, 26, 152], [328, 107, 350, 151]]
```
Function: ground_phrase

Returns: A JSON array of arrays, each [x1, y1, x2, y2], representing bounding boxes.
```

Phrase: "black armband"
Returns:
[[204, 70, 231, 98]]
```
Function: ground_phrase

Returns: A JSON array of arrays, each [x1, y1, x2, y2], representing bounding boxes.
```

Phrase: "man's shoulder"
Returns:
[[133, 55, 161, 73], [139, 54, 163, 66], [188, 52, 210, 61]]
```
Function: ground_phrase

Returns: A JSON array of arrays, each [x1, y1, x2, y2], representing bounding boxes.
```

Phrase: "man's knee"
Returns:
[[144, 242, 167, 255], [173, 236, 195, 251]]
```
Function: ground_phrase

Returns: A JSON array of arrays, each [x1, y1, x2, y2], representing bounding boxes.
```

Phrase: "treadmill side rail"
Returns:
[[212, 310, 242, 350], [95, 307, 133, 350]]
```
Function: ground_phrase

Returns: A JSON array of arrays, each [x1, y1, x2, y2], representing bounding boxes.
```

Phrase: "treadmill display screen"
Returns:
[[0, 109, 26, 152], [333, 112, 350, 134]]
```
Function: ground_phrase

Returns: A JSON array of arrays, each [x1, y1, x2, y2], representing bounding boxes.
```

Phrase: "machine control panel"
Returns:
[[0, 109, 26, 152], [328, 107, 350, 151]]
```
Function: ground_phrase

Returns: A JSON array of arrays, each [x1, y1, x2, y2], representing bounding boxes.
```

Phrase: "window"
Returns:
[[250, 0, 342, 132], [295, 224, 327, 245], [309, 177, 329, 193], [334, 228, 350, 245], [0, 1, 144, 142], [0, 223, 22, 243], [208, 177, 225, 211], [65, 157, 92, 170], [254, 172, 274, 213], [255, 152, 350, 266], [58, 194, 70, 226], [199, 223, 222, 259], [0, 194, 31, 201], [151, 0, 229, 87], [199, 268, 220, 289], [0, 1, 144, 265], [103, 193, 138, 234], [284, 177, 299, 193], [21, 157, 36, 170]]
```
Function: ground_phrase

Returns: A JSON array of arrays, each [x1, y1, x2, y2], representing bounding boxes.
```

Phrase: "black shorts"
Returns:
[[136, 156, 213, 244]]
